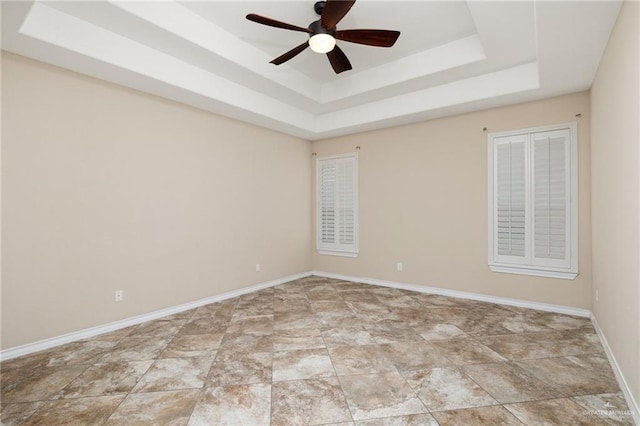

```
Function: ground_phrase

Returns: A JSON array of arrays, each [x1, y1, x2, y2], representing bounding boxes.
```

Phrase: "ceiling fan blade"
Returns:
[[271, 42, 310, 65], [335, 29, 400, 47], [321, 0, 356, 29], [326, 45, 352, 74], [246, 14, 311, 33]]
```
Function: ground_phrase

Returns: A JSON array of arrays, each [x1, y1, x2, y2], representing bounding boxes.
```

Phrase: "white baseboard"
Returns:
[[590, 314, 640, 425], [0, 270, 595, 362], [0, 271, 313, 362], [311, 270, 592, 317]]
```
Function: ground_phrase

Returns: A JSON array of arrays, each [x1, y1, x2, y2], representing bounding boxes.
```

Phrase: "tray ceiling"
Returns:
[[2, 1, 621, 140]]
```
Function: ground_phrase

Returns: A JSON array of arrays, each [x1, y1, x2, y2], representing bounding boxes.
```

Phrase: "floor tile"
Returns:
[[348, 302, 394, 316], [227, 315, 274, 335], [188, 383, 271, 425], [132, 356, 214, 392], [275, 312, 320, 330], [180, 317, 231, 335], [272, 348, 335, 381], [412, 323, 466, 341], [431, 338, 506, 365], [307, 289, 343, 302], [338, 290, 381, 303], [377, 341, 451, 372], [0, 350, 60, 374], [495, 313, 555, 334], [218, 332, 273, 354], [105, 388, 200, 425], [431, 405, 523, 426], [207, 351, 272, 386], [354, 413, 438, 425], [130, 319, 186, 337], [316, 311, 359, 328], [463, 361, 561, 404], [322, 327, 377, 347], [534, 312, 594, 331], [161, 333, 223, 358], [339, 372, 426, 421], [41, 340, 118, 367], [1, 365, 88, 403], [516, 354, 620, 396], [23, 395, 124, 425], [364, 322, 423, 344], [376, 296, 425, 309], [232, 305, 273, 320], [329, 345, 396, 375], [410, 294, 461, 307], [311, 300, 352, 312], [274, 327, 325, 351], [388, 308, 431, 326], [271, 377, 352, 425], [479, 330, 604, 360], [0, 401, 44, 425], [99, 335, 172, 362], [505, 397, 611, 425], [82, 327, 134, 343], [404, 367, 498, 411], [58, 360, 153, 398]]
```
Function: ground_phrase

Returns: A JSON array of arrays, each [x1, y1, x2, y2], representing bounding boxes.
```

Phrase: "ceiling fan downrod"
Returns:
[[314, 1, 326, 16]]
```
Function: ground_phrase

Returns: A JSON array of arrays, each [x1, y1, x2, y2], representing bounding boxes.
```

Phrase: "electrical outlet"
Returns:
[[255, 264, 261, 272], [115, 290, 123, 302], [595, 289, 599, 302], [397, 262, 403, 271]]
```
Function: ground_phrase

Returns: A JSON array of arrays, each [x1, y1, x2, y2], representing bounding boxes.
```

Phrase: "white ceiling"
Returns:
[[2, 1, 622, 140]]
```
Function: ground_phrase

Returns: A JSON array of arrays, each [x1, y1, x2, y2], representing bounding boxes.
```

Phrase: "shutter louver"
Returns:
[[495, 137, 526, 259]]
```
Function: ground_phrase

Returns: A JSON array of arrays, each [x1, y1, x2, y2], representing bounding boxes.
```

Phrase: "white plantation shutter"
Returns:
[[495, 135, 527, 262], [337, 159, 355, 246], [489, 124, 577, 279], [533, 129, 571, 267], [317, 153, 358, 256], [319, 162, 336, 245]]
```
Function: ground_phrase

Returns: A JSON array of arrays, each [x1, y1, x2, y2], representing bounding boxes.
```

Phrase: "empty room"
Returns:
[[1, 0, 639, 425]]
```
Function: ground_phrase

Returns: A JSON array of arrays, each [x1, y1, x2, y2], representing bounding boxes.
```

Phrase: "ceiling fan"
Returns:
[[246, 0, 400, 74]]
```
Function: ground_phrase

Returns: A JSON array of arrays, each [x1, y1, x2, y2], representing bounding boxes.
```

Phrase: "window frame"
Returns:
[[316, 152, 359, 257], [487, 122, 578, 279]]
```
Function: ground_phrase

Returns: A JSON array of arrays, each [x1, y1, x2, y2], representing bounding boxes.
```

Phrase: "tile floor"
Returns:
[[0, 276, 634, 425]]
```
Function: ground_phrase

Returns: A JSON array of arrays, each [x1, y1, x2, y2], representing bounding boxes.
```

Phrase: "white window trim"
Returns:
[[488, 122, 578, 280], [316, 152, 359, 257]]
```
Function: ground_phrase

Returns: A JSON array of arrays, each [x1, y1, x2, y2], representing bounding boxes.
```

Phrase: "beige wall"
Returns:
[[312, 92, 592, 309], [1, 52, 312, 350], [591, 1, 640, 409]]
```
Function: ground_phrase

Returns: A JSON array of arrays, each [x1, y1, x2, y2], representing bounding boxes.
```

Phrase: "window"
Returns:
[[488, 123, 578, 279], [316, 153, 358, 257]]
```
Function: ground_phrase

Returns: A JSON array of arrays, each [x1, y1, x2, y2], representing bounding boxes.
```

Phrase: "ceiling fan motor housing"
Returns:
[[309, 19, 335, 36]]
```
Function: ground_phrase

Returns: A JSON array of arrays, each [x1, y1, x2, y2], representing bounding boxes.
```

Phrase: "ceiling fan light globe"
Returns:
[[309, 33, 336, 53]]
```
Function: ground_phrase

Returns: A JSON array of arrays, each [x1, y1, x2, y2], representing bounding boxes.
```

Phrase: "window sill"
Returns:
[[317, 250, 358, 258], [490, 265, 578, 280]]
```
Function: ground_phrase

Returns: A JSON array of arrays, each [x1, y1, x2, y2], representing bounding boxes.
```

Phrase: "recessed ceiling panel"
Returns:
[[1, 0, 622, 140], [183, 1, 478, 83]]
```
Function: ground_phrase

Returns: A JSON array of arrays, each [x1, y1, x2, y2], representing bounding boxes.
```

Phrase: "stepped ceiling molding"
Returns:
[[2, 1, 621, 140]]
